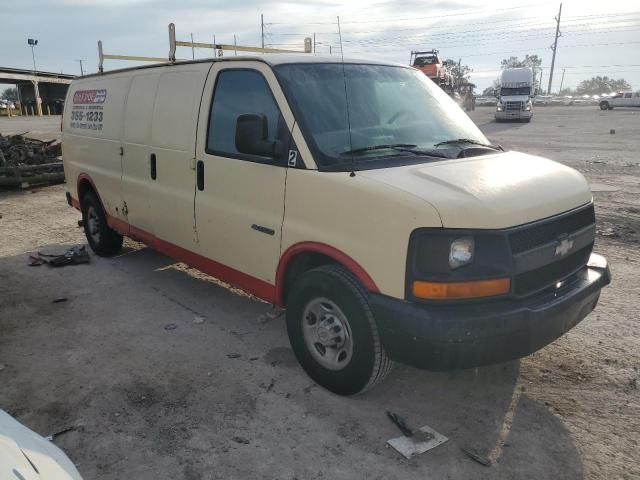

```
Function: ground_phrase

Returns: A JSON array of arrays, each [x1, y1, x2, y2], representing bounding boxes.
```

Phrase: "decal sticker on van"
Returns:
[[70, 89, 106, 131], [73, 89, 107, 104]]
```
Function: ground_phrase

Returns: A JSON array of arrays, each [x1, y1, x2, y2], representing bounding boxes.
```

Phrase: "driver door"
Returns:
[[194, 62, 292, 291]]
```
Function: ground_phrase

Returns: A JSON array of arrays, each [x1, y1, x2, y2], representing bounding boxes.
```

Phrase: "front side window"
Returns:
[[275, 63, 490, 170], [207, 69, 282, 160]]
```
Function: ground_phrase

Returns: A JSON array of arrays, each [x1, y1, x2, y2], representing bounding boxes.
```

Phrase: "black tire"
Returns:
[[600, 102, 609, 111], [81, 191, 123, 256], [286, 264, 393, 395]]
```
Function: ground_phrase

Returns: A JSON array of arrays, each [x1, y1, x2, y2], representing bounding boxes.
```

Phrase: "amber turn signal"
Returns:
[[412, 278, 511, 300]]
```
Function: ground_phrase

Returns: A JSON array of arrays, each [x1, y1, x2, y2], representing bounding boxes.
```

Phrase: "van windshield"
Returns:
[[274, 63, 490, 170]]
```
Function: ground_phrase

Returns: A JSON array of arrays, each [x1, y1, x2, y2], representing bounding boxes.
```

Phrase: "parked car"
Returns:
[[62, 55, 611, 395], [0, 410, 83, 479], [532, 95, 551, 106], [476, 96, 497, 106], [599, 91, 640, 110]]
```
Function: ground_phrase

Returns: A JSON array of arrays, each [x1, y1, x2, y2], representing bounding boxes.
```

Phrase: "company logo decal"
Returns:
[[555, 238, 574, 257], [73, 89, 107, 104]]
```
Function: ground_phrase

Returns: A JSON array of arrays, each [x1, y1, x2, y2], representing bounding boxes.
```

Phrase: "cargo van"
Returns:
[[62, 56, 610, 395]]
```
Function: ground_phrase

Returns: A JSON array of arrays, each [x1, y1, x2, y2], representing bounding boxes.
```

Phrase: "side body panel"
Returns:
[[281, 169, 443, 299], [121, 71, 162, 235], [194, 61, 298, 285], [150, 64, 212, 250], [62, 74, 132, 221]]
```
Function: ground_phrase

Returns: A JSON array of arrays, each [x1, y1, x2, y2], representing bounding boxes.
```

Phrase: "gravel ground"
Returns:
[[0, 107, 638, 479]]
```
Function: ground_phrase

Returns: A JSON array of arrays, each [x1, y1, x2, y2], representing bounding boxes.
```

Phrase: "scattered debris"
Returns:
[[45, 426, 77, 442], [51, 298, 68, 304], [590, 160, 607, 164], [303, 383, 316, 394], [0, 133, 64, 188], [261, 379, 275, 392], [249, 356, 259, 361], [29, 246, 90, 267], [462, 447, 491, 466], [598, 227, 619, 238], [610, 129, 615, 134], [0, 364, 5, 372], [226, 353, 241, 359], [386, 410, 414, 437], [193, 315, 205, 324], [232, 436, 250, 445], [164, 323, 178, 331], [387, 424, 448, 460], [257, 309, 283, 324]]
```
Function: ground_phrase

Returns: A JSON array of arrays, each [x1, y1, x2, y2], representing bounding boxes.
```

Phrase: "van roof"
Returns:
[[83, 54, 408, 79]]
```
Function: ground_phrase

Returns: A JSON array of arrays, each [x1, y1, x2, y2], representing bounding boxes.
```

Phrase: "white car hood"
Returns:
[[0, 410, 82, 480], [360, 151, 592, 229]]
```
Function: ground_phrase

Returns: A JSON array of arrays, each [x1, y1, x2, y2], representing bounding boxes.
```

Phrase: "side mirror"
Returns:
[[235, 113, 273, 157]]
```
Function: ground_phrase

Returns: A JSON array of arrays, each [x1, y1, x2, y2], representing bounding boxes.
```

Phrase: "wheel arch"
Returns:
[[275, 242, 380, 307], [77, 173, 100, 206]]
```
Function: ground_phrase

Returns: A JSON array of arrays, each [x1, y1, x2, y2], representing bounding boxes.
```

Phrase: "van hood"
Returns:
[[360, 151, 592, 229]]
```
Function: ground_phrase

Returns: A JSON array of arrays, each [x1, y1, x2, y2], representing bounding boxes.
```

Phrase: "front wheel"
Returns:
[[286, 265, 393, 395], [600, 102, 610, 111]]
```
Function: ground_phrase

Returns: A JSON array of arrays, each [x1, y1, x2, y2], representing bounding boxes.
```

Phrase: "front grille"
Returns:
[[509, 205, 595, 254], [505, 101, 523, 111], [514, 243, 592, 296]]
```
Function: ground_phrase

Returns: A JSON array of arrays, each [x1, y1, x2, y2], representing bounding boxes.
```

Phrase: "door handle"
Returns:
[[150, 153, 157, 180], [196, 160, 204, 191]]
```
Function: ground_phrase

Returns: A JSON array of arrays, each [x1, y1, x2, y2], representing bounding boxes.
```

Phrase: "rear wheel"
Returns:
[[600, 101, 610, 111], [81, 191, 123, 256], [286, 265, 393, 395]]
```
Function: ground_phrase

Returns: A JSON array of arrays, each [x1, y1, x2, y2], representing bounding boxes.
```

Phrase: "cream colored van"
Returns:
[[62, 56, 610, 395]]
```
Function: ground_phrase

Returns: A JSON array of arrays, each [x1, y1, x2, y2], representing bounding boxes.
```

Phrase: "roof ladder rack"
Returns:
[[98, 23, 312, 72], [169, 23, 312, 61]]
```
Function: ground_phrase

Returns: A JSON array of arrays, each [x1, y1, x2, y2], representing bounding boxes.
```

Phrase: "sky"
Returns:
[[1, 0, 639, 93]]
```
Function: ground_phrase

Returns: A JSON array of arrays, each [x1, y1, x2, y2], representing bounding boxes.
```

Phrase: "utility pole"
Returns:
[[547, 2, 562, 94], [76, 59, 85, 76], [234, 34, 237, 56], [538, 67, 544, 94], [329, 45, 332, 55], [190, 33, 195, 59], [261, 14, 264, 49], [313, 32, 316, 53], [559, 68, 566, 93]]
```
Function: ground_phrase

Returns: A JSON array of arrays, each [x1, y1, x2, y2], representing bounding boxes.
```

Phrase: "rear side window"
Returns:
[[207, 70, 281, 158], [624, 93, 632, 98]]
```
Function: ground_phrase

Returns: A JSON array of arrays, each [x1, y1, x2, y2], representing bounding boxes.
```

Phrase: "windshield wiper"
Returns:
[[433, 138, 502, 150], [341, 144, 449, 159], [341, 144, 418, 155]]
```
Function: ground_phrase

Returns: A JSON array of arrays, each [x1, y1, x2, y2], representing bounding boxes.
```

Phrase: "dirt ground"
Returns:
[[0, 108, 638, 480]]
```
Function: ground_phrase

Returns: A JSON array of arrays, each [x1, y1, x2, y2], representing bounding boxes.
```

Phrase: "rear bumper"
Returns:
[[370, 253, 610, 370]]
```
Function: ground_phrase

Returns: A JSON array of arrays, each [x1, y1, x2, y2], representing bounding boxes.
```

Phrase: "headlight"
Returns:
[[496, 104, 503, 112], [524, 102, 532, 111], [449, 237, 474, 269]]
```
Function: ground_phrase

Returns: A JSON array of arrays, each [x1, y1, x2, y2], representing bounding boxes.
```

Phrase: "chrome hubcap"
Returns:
[[87, 206, 101, 244], [302, 298, 353, 371]]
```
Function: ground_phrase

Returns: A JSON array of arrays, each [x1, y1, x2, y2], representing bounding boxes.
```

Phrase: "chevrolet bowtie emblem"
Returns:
[[555, 238, 574, 257]]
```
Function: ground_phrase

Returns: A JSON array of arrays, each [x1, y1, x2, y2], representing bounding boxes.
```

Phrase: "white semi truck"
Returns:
[[495, 67, 534, 122]]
